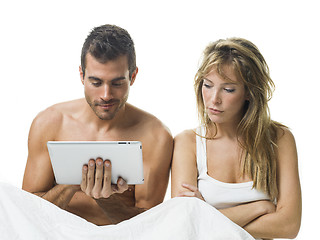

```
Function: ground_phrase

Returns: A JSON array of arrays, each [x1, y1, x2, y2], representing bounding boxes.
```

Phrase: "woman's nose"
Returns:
[[211, 90, 221, 105]]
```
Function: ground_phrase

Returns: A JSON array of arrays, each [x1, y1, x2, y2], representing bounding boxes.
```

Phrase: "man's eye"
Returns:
[[92, 82, 101, 87], [112, 82, 124, 87]]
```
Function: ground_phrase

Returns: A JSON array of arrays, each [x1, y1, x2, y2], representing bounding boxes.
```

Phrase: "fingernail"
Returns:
[[89, 162, 95, 167], [105, 162, 110, 167], [97, 161, 102, 166], [119, 179, 124, 185]]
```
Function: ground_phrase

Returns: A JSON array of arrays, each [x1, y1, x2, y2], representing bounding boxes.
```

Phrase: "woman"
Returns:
[[171, 38, 301, 239]]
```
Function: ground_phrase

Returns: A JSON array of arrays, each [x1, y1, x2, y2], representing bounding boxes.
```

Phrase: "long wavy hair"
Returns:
[[194, 38, 285, 201]]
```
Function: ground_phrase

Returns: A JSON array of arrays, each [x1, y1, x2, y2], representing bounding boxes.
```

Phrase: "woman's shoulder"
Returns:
[[274, 124, 295, 143], [174, 128, 198, 146], [274, 125, 297, 164], [173, 129, 198, 164]]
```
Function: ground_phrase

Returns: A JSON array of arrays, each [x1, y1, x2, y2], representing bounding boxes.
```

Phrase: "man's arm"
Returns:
[[22, 108, 79, 209], [134, 125, 173, 209]]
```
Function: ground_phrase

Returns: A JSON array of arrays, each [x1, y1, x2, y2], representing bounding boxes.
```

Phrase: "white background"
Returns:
[[0, 0, 318, 239]]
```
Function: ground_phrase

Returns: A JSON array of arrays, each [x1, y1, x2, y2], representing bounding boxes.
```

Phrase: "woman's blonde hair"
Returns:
[[194, 38, 284, 201]]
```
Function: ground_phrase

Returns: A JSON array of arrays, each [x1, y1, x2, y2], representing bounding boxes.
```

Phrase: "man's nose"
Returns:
[[101, 85, 112, 100]]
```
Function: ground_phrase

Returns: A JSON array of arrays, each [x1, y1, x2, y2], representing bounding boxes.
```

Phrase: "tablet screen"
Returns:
[[47, 141, 144, 185]]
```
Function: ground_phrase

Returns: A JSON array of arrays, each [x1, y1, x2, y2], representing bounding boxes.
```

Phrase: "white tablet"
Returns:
[[47, 141, 144, 185]]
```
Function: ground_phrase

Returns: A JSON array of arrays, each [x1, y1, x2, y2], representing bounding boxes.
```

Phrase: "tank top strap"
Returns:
[[196, 126, 208, 176]]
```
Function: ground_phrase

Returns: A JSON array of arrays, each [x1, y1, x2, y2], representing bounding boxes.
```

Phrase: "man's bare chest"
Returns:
[[56, 119, 143, 142]]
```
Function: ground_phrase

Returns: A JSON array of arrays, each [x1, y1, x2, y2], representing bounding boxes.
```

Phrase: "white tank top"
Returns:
[[196, 126, 270, 209]]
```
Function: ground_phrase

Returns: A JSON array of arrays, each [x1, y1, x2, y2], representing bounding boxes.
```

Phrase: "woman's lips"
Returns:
[[209, 108, 223, 114]]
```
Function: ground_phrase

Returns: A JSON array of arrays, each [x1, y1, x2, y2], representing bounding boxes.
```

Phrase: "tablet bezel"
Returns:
[[47, 141, 144, 185]]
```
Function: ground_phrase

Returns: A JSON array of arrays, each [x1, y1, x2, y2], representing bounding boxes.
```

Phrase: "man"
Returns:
[[22, 24, 173, 225]]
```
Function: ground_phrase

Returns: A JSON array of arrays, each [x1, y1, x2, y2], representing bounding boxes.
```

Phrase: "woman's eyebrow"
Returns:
[[222, 82, 238, 86], [203, 78, 238, 85], [203, 78, 212, 83]]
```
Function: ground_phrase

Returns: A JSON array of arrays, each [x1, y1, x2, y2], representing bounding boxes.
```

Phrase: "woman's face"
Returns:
[[202, 65, 248, 125]]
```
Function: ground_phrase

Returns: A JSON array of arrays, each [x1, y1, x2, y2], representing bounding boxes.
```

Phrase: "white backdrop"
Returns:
[[0, 0, 318, 239]]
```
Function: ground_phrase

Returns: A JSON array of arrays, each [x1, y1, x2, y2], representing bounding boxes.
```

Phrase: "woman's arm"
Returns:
[[219, 200, 276, 227], [171, 130, 275, 228], [179, 182, 276, 227], [243, 128, 302, 239], [171, 130, 198, 198]]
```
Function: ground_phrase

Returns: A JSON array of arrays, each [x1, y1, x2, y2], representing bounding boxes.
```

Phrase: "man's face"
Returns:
[[80, 54, 136, 121]]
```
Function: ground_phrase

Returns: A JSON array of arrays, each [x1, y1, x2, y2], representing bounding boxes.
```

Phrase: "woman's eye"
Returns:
[[224, 88, 235, 93], [203, 83, 212, 88]]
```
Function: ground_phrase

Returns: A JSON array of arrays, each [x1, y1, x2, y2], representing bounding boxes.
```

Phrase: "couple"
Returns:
[[20, 24, 301, 239]]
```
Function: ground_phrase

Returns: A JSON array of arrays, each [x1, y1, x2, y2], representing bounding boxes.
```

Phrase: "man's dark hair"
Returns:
[[81, 24, 136, 79]]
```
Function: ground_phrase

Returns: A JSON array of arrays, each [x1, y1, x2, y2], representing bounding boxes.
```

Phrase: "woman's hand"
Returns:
[[259, 200, 276, 215], [178, 183, 205, 201]]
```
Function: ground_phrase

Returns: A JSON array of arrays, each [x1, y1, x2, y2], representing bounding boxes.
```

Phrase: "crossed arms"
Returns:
[[171, 128, 301, 239]]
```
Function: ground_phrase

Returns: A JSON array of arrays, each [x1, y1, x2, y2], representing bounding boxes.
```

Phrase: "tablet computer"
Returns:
[[47, 141, 144, 185]]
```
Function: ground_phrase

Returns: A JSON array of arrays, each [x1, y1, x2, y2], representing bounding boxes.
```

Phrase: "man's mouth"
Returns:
[[96, 100, 118, 109]]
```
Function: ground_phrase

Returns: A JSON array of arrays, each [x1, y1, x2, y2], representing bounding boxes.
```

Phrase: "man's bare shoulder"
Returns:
[[48, 98, 85, 114], [126, 103, 172, 139], [30, 99, 85, 137]]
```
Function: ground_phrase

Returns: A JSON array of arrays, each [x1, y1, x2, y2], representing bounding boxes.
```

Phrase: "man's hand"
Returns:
[[80, 158, 128, 199]]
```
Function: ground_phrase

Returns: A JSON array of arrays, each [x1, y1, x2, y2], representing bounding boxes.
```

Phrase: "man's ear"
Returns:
[[130, 67, 138, 86], [79, 66, 84, 85]]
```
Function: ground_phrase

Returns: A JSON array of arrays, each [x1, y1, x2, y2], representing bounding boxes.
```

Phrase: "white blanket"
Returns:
[[0, 182, 254, 240]]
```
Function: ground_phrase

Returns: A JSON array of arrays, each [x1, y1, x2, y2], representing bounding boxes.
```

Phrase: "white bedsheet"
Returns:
[[0, 182, 254, 240]]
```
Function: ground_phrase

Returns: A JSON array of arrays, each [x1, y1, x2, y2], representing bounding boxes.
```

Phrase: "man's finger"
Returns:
[[80, 164, 88, 192], [86, 159, 95, 195], [92, 158, 104, 198], [101, 160, 112, 198], [115, 177, 128, 193]]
